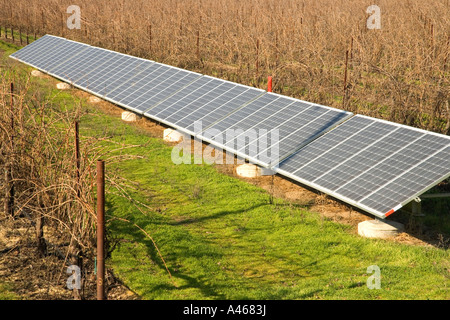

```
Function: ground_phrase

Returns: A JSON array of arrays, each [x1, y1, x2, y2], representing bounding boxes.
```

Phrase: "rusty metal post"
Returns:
[[96, 160, 105, 300], [75, 121, 81, 198]]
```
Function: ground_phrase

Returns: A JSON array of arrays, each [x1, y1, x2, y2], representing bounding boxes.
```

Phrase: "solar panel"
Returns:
[[40, 40, 90, 73], [49, 47, 118, 84], [236, 102, 352, 166], [10, 35, 64, 64], [180, 84, 265, 135], [104, 63, 180, 104], [74, 51, 132, 90], [144, 76, 265, 135], [10, 35, 90, 74], [82, 55, 152, 95], [95, 58, 154, 98], [203, 93, 284, 135], [277, 115, 450, 218], [122, 68, 202, 114], [198, 93, 352, 167], [145, 76, 224, 121], [9, 35, 54, 62]]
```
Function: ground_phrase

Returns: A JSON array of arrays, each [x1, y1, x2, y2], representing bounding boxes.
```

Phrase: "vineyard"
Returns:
[[0, 0, 449, 301], [1, 0, 449, 132]]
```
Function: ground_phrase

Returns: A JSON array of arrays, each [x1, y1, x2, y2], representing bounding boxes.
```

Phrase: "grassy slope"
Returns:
[[1, 39, 449, 300], [90, 106, 449, 300]]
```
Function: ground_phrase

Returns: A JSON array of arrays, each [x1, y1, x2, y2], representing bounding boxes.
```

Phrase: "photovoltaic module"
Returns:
[[10, 34, 450, 219]]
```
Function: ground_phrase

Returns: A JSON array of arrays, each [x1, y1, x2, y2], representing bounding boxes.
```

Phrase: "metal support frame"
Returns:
[[409, 192, 450, 216], [420, 193, 450, 199], [411, 198, 423, 216]]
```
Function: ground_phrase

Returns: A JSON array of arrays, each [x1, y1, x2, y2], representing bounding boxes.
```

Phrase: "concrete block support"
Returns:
[[358, 219, 404, 239], [56, 82, 71, 90], [163, 128, 184, 143], [236, 163, 275, 178], [122, 111, 142, 122]]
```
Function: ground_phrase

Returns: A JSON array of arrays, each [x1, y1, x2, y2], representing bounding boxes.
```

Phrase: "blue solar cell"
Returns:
[[105, 63, 174, 102], [50, 47, 118, 84], [123, 69, 202, 114], [145, 76, 224, 120], [12, 35, 90, 73], [10, 35, 57, 62], [200, 93, 351, 166]]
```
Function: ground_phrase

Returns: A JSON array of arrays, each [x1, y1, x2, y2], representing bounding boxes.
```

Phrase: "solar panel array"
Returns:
[[278, 115, 450, 217], [10, 35, 450, 219], [10, 34, 350, 170]]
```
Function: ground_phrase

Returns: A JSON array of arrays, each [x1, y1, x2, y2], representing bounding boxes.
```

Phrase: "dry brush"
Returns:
[[1, 0, 448, 133]]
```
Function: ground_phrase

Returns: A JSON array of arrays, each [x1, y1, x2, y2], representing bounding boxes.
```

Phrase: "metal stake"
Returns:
[[96, 160, 105, 300]]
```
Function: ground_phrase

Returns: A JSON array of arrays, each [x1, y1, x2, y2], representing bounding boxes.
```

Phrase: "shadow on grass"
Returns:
[[107, 200, 231, 299], [164, 199, 308, 227], [106, 198, 327, 299], [167, 202, 269, 226]]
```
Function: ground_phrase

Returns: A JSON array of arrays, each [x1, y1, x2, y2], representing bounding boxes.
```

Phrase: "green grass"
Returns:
[[1, 39, 449, 300], [102, 147, 449, 299], [81, 91, 449, 300], [0, 283, 19, 300]]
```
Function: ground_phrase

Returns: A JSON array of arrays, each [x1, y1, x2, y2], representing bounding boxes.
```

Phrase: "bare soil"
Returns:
[[0, 213, 139, 300]]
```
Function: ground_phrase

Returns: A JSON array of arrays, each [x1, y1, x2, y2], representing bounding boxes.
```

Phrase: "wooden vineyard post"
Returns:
[[256, 39, 260, 75], [4, 82, 15, 217], [196, 30, 200, 61], [342, 50, 349, 108], [148, 24, 152, 53]]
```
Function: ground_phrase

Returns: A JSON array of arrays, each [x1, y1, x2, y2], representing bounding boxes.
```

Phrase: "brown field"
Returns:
[[1, 0, 449, 132]]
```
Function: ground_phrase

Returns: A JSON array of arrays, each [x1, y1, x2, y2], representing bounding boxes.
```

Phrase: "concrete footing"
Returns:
[[88, 96, 102, 104], [56, 82, 71, 90], [163, 128, 184, 143], [122, 111, 142, 122], [358, 219, 404, 239], [236, 164, 275, 178], [31, 70, 44, 77]]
